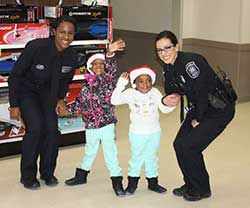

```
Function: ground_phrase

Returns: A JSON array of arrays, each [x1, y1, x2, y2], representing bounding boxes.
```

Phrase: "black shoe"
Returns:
[[41, 176, 58, 186], [65, 168, 89, 186], [146, 177, 167, 194], [173, 184, 188, 196], [148, 184, 167, 193], [111, 176, 126, 197], [183, 190, 211, 201], [125, 176, 140, 195], [114, 188, 126, 197], [20, 178, 40, 190]]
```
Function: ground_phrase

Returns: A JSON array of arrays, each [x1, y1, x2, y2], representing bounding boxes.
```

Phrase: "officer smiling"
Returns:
[[155, 30, 235, 201], [8, 16, 78, 190]]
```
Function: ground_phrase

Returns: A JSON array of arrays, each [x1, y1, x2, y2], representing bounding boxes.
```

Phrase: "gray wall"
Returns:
[[110, 0, 177, 86], [182, 39, 250, 102], [113, 30, 164, 86], [110, 0, 173, 33]]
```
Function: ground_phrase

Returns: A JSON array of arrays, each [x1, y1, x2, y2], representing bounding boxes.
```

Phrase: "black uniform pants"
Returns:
[[173, 105, 235, 194], [19, 92, 60, 182]]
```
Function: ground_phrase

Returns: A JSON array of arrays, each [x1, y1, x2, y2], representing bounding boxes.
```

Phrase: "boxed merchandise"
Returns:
[[82, 0, 109, 6], [58, 81, 85, 134], [44, 5, 112, 41], [62, 5, 112, 40], [0, 49, 21, 73], [72, 44, 106, 69], [0, 5, 36, 23], [0, 22, 49, 45]]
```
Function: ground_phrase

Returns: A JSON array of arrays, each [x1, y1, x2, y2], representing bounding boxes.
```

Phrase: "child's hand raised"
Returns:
[[120, 72, 129, 80], [108, 39, 126, 55], [117, 72, 129, 87]]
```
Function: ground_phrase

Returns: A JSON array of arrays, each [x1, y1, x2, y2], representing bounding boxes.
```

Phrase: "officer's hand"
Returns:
[[56, 99, 69, 117], [191, 119, 200, 128], [162, 94, 180, 107], [8, 107, 21, 121]]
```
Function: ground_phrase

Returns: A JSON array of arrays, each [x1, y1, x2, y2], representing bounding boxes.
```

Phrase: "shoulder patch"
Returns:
[[185, 61, 200, 78]]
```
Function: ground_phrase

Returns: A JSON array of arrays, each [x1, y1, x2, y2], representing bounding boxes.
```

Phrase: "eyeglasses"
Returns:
[[156, 45, 174, 54]]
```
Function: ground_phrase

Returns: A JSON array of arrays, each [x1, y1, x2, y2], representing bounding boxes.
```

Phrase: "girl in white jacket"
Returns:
[[111, 65, 179, 195]]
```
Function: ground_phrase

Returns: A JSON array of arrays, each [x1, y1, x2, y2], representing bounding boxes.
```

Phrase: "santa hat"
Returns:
[[86, 53, 105, 74], [128, 65, 157, 88]]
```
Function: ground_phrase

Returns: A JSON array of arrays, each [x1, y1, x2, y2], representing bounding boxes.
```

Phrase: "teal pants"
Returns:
[[128, 131, 161, 178], [80, 124, 122, 176]]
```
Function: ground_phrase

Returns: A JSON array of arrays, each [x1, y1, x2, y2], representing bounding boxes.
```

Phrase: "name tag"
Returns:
[[61, 66, 72, 73], [36, 64, 45, 70]]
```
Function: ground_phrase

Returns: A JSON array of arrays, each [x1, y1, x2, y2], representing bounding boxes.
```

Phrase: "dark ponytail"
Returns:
[[155, 30, 178, 46]]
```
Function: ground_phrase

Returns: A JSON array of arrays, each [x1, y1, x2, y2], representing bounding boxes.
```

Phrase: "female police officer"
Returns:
[[8, 16, 78, 190], [155, 30, 235, 201]]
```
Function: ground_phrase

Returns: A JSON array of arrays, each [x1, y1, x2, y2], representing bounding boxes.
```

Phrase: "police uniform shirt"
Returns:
[[163, 51, 219, 122], [8, 37, 78, 107]]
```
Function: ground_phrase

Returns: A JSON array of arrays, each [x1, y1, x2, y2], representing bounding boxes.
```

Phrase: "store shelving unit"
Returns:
[[0, 1, 111, 157]]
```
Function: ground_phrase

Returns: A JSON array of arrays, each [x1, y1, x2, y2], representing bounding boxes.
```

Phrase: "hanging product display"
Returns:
[[44, 4, 112, 41], [0, 22, 49, 73], [0, 5, 36, 23], [62, 5, 112, 40], [0, 0, 113, 150], [0, 23, 49, 45]]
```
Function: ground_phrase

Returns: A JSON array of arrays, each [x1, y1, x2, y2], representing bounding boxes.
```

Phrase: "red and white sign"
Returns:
[[0, 23, 49, 45]]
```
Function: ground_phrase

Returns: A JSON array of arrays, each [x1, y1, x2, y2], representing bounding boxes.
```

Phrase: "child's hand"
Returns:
[[107, 39, 126, 55], [162, 93, 180, 107], [8, 107, 21, 121], [56, 99, 70, 117], [117, 72, 129, 87], [120, 72, 129, 80]]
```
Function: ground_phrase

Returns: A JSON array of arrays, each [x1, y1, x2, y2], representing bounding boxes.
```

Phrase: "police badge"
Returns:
[[185, 61, 200, 78]]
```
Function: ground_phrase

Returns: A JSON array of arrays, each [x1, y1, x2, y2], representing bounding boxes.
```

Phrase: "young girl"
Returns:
[[64, 39, 126, 197], [111, 65, 179, 195]]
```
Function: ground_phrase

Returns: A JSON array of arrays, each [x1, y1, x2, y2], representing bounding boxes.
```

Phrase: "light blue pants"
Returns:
[[128, 131, 161, 178], [80, 123, 122, 176]]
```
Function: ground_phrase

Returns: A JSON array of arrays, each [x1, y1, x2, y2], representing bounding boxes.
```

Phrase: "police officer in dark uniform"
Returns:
[[8, 16, 78, 190], [155, 30, 235, 201]]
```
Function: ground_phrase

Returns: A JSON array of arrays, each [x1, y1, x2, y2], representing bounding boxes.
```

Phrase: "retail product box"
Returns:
[[44, 6, 62, 18], [72, 44, 106, 69], [62, 5, 112, 40], [0, 22, 49, 45], [0, 5, 36, 23], [82, 0, 109, 6], [0, 49, 22, 74], [58, 81, 85, 134]]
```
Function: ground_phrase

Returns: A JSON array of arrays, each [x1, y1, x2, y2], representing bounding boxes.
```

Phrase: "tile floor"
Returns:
[[0, 101, 249, 208]]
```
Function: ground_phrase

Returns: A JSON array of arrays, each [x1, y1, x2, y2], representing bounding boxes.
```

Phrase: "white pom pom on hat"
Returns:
[[86, 53, 105, 74], [128, 65, 157, 88]]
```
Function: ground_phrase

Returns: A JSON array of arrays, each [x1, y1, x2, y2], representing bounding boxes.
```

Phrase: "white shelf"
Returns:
[[0, 127, 85, 144], [0, 74, 84, 88], [0, 137, 22, 144], [0, 82, 8, 87], [71, 39, 109, 46], [73, 74, 85, 81], [0, 39, 109, 49], [0, 43, 27, 49], [60, 127, 85, 135]]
